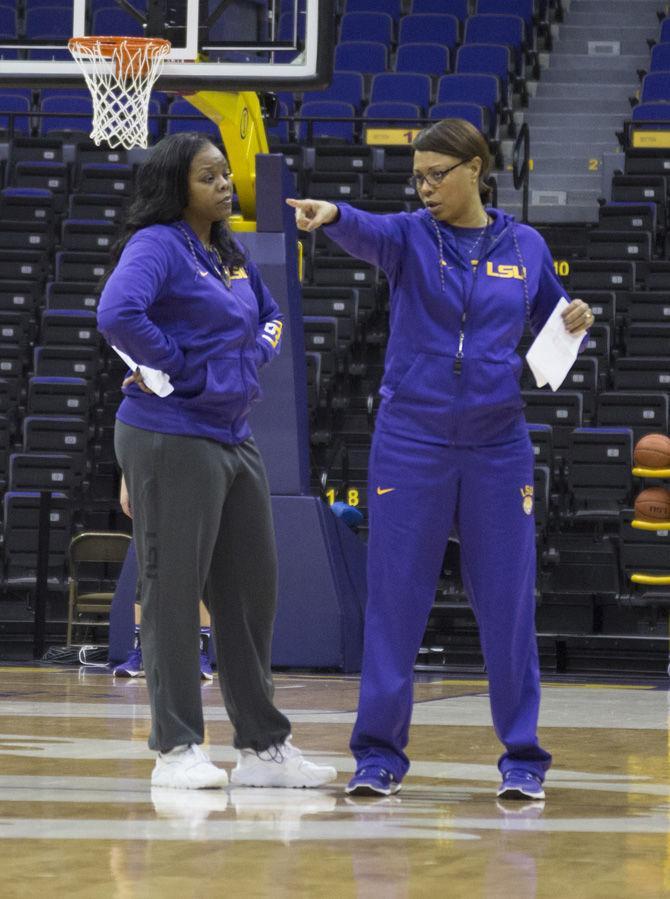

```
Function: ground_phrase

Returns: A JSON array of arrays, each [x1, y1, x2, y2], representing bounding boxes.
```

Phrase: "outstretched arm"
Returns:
[[286, 197, 407, 274]]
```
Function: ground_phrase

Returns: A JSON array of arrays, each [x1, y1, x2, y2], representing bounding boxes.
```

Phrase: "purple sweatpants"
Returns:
[[350, 429, 552, 781]]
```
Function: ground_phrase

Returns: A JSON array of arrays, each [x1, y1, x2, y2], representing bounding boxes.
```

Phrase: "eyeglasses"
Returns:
[[408, 159, 469, 191]]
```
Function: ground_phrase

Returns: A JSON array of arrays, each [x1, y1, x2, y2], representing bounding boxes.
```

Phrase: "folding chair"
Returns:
[[66, 531, 132, 646]]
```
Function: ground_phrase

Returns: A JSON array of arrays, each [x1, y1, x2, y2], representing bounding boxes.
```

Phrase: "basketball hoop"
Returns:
[[68, 36, 171, 150]]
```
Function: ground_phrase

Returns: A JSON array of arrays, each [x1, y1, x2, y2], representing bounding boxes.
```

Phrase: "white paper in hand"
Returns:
[[113, 346, 174, 397], [526, 298, 584, 392]]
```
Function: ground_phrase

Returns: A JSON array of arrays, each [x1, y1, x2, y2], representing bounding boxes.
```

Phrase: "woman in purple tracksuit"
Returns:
[[288, 119, 594, 800], [98, 132, 336, 791]]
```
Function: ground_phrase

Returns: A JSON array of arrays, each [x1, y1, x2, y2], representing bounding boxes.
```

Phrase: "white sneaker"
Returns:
[[230, 737, 337, 789], [151, 743, 229, 789]]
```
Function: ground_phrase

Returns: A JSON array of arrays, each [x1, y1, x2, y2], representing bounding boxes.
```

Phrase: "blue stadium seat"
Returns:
[[345, 0, 402, 17], [632, 102, 670, 122], [39, 96, 93, 137], [23, 416, 88, 463], [335, 41, 388, 75], [279, 0, 304, 12], [395, 43, 450, 77], [27, 376, 89, 417], [476, 0, 534, 40], [14, 161, 68, 212], [91, 6, 145, 36], [275, 10, 307, 61], [464, 14, 526, 73], [649, 43, 670, 72], [364, 101, 421, 127], [660, 18, 670, 43], [275, 91, 295, 115], [411, 0, 468, 22], [2, 490, 71, 583], [306, 72, 365, 113], [25, 0, 80, 6], [9, 453, 79, 496], [54, 252, 109, 283], [77, 162, 134, 195], [89, 0, 148, 7], [640, 73, 670, 102], [277, 10, 307, 41], [456, 43, 512, 96], [370, 73, 432, 114], [45, 277, 102, 309], [398, 14, 459, 49], [0, 95, 31, 136], [0, 6, 17, 39], [429, 101, 488, 134], [437, 74, 500, 132], [39, 89, 91, 103], [23, 5, 72, 40], [298, 100, 356, 142], [266, 100, 291, 143], [26, 49, 72, 60], [340, 13, 394, 46], [0, 88, 33, 104], [167, 99, 219, 136], [34, 345, 100, 380], [147, 96, 162, 141], [0, 187, 54, 224]]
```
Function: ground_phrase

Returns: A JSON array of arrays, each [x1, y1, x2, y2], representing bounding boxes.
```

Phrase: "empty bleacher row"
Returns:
[[269, 0, 558, 147], [0, 134, 140, 585], [631, 13, 670, 128]]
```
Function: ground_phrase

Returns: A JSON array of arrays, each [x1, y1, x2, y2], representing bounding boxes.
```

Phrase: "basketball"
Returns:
[[634, 487, 670, 522], [633, 433, 670, 469]]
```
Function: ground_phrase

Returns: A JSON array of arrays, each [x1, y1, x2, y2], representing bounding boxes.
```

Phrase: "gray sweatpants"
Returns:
[[114, 419, 291, 753]]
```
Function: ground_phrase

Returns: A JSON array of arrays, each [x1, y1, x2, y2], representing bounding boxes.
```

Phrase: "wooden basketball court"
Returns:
[[1, 666, 668, 898]]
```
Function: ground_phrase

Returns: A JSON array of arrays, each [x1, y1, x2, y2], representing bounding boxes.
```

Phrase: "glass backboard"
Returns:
[[0, 0, 334, 92]]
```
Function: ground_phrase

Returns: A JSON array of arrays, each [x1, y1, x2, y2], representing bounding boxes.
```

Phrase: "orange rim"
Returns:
[[68, 36, 171, 58]]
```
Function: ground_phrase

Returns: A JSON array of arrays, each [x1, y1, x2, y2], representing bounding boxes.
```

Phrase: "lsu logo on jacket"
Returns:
[[486, 261, 527, 281]]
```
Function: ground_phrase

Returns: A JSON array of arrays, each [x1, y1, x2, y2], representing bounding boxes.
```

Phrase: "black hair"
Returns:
[[100, 131, 245, 287], [412, 118, 493, 201]]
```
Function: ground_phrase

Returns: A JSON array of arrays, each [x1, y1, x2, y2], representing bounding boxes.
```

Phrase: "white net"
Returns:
[[68, 37, 171, 150]]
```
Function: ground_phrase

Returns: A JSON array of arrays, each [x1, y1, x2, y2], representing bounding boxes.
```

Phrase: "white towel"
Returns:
[[526, 297, 584, 392]]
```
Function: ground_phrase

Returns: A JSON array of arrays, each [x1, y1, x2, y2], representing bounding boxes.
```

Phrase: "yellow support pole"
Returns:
[[184, 90, 269, 231]]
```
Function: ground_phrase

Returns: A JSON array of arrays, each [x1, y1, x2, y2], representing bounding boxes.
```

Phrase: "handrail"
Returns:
[[512, 122, 530, 224]]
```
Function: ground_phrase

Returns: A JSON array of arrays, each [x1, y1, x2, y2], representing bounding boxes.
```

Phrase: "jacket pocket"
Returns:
[[180, 351, 260, 419], [386, 352, 455, 412]]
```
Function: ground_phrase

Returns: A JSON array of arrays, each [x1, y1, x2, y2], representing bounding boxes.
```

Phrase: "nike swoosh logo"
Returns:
[[376, 487, 396, 495], [198, 270, 209, 277]]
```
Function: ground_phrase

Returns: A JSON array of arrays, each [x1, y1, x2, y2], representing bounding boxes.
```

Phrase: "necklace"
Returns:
[[459, 225, 488, 268], [176, 222, 231, 288], [431, 216, 489, 291]]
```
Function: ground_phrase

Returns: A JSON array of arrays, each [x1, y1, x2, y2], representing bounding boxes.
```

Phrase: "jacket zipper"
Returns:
[[450, 223, 510, 377], [454, 314, 466, 374]]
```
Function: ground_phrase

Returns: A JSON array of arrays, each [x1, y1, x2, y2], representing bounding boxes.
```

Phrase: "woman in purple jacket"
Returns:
[[98, 132, 335, 791], [288, 119, 593, 801]]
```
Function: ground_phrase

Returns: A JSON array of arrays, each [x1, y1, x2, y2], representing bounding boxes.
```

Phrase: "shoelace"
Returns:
[[254, 739, 296, 764], [357, 766, 393, 782], [504, 769, 541, 785]]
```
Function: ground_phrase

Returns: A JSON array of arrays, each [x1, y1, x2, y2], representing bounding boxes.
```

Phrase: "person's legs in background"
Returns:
[[113, 601, 212, 680]]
